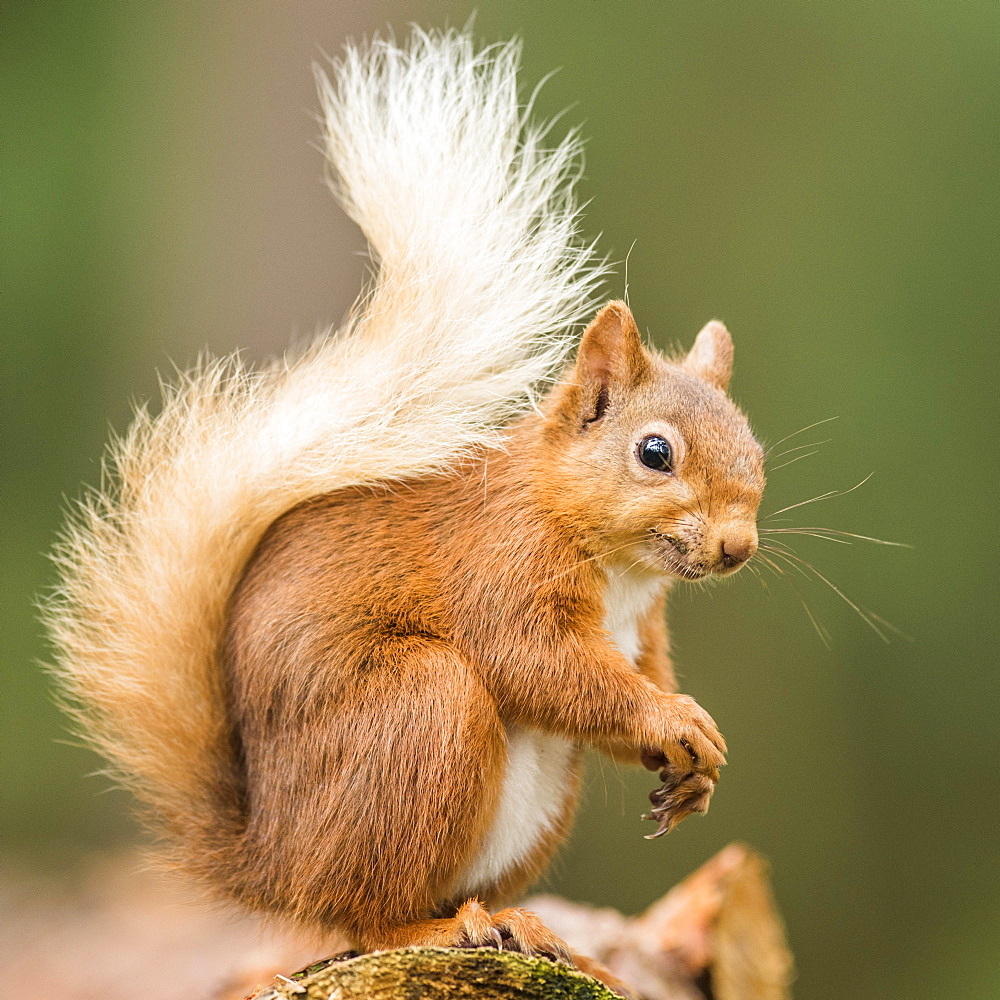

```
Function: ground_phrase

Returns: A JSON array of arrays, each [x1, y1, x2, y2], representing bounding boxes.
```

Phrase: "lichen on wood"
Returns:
[[253, 947, 619, 999]]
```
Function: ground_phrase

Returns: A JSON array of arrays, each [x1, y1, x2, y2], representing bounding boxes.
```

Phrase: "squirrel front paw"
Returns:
[[639, 694, 726, 837]]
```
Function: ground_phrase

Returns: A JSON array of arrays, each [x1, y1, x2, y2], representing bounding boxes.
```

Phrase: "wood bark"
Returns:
[[246, 843, 793, 1000]]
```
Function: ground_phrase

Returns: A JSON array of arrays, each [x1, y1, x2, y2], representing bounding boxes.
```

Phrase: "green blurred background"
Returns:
[[3, 2, 998, 997]]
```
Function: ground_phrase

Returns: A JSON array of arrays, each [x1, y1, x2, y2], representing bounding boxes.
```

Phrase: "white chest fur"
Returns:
[[602, 565, 665, 666], [448, 726, 576, 898], [449, 569, 665, 900]]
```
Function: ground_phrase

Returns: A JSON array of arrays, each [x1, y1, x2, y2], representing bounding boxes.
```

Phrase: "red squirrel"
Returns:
[[48, 28, 763, 985]]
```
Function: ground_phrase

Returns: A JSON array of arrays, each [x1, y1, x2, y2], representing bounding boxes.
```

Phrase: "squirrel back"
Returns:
[[45, 28, 606, 875]]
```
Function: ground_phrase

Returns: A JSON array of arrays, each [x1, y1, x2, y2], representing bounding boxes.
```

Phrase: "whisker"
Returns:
[[580, 515, 693, 539], [746, 563, 770, 594], [613, 553, 651, 580], [765, 490, 842, 519], [762, 527, 911, 548], [536, 539, 638, 587], [749, 563, 776, 601], [767, 450, 819, 473], [767, 544, 911, 641], [759, 538, 801, 558], [765, 416, 839, 455], [761, 529, 851, 545], [755, 552, 787, 578], [866, 610, 913, 642], [759, 543, 813, 581], [760, 544, 891, 643], [764, 472, 875, 520], [768, 439, 832, 462], [750, 550, 831, 646], [673, 498, 707, 526], [800, 599, 832, 649]]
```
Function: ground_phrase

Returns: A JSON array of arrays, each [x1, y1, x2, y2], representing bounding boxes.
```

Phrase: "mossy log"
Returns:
[[252, 948, 618, 999], [247, 843, 793, 1000]]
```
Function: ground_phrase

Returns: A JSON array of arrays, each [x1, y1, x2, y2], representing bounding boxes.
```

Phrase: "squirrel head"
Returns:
[[536, 301, 765, 581]]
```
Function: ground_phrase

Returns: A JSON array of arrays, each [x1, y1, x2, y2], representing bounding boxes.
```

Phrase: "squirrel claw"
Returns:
[[450, 901, 571, 961], [644, 770, 716, 838]]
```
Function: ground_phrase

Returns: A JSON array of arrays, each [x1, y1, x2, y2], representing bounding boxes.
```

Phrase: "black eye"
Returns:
[[637, 435, 673, 472]]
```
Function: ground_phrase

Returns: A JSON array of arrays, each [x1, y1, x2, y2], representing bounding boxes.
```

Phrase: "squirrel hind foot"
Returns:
[[357, 899, 573, 965]]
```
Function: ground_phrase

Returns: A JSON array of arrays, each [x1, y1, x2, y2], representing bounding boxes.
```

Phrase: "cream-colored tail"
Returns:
[[45, 28, 604, 862]]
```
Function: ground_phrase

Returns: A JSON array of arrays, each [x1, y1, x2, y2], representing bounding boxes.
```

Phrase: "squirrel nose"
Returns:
[[719, 531, 757, 569]]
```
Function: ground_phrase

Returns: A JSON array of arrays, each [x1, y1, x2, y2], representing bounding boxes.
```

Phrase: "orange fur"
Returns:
[[215, 301, 764, 956]]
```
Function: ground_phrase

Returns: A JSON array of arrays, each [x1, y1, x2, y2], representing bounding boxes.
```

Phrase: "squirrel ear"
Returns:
[[684, 320, 733, 391], [573, 302, 650, 422]]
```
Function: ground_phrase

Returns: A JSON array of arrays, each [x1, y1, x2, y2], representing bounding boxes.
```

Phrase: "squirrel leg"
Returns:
[[235, 637, 508, 936], [596, 590, 677, 767]]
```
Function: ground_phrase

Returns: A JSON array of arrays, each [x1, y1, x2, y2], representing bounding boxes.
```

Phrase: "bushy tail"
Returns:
[[45, 28, 605, 872]]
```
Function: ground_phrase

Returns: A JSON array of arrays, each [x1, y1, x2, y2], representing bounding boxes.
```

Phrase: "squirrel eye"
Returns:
[[637, 435, 673, 472]]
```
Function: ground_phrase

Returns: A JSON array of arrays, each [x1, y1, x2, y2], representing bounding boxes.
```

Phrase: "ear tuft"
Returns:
[[575, 300, 649, 391], [550, 302, 651, 429], [685, 320, 734, 391]]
